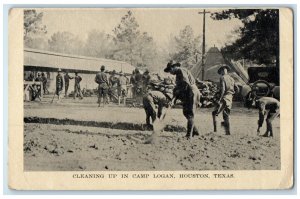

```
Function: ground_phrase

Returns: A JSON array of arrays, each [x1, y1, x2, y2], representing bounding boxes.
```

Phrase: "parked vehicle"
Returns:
[[241, 67, 280, 106]]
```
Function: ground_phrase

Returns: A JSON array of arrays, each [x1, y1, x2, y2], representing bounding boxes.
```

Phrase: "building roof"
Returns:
[[24, 48, 135, 74]]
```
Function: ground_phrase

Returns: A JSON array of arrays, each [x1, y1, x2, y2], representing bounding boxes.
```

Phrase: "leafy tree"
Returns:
[[211, 9, 279, 67], [24, 37, 48, 50], [112, 10, 158, 69], [169, 25, 202, 69], [83, 30, 115, 59], [24, 9, 47, 48], [112, 11, 140, 65], [48, 31, 84, 55]]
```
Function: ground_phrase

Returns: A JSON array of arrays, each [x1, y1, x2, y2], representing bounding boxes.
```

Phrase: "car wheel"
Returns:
[[252, 80, 271, 98]]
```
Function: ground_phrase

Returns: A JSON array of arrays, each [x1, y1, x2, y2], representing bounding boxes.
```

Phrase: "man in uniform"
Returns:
[[256, 97, 280, 137], [55, 68, 64, 101], [74, 72, 83, 100], [212, 65, 239, 135], [142, 69, 151, 94], [164, 61, 201, 138], [118, 72, 129, 97], [41, 72, 48, 94], [34, 73, 43, 99], [109, 70, 119, 102], [134, 68, 144, 104], [143, 89, 173, 126], [35, 73, 42, 82], [129, 70, 136, 98], [64, 72, 74, 97], [95, 65, 109, 107]]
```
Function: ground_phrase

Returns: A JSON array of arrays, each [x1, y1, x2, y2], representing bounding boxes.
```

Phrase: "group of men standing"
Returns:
[[94, 65, 130, 107], [54, 68, 84, 101]]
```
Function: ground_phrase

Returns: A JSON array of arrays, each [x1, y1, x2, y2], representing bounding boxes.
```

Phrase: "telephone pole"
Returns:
[[198, 9, 210, 80]]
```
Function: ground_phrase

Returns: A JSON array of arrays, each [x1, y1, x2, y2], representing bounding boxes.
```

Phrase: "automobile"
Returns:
[[241, 66, 280, 106]]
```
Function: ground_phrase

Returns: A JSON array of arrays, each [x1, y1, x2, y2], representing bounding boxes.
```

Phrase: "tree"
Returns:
[[112, 11, 140, 65], [112, 10, 158, 69], [169, 25, 202, 69], [24, 37, 48, 50], [48, 31, 84, 55], [83, 30, 115, 59], [211, 9, 279, 67], [24, 9, 47, 48]]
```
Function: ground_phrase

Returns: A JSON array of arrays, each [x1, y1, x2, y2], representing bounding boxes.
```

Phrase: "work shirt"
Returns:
[[257, 97, 280, 127], [35, 77, 42, 82], [95, 72, 109, 87], [74, 76, 82, 86], [109, 75, 119, 87], [175, 67, 195, 88], [135, 72, 143, 86], [64, 74, 73, 84], [56, 74, 63, 91], [219, 74, 236, 108], [147, 90, 169, 107], [118, 76, 128, 86], [257, 97, 280, 113]]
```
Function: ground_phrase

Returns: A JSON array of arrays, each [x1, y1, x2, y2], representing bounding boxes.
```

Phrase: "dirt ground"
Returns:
[[24, 96, 280, 171]]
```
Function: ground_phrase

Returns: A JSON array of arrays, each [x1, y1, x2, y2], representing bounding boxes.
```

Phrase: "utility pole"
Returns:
[[198, 9, 210, 80]]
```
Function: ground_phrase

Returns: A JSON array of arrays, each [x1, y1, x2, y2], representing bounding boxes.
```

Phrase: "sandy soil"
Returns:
[[24, 96, 280, 171]]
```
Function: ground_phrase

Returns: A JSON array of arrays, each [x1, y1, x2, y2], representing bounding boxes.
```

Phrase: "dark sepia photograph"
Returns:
[[22, 8, 281, 172]]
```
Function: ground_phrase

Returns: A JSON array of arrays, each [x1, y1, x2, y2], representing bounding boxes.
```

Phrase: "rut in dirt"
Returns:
[[24, 117, 187, 132]]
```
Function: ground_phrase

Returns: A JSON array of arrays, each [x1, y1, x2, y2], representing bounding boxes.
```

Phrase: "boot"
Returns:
[[193, 127, 199, 136], [225, 122, 230, 135], [262, 131, 269, 137]]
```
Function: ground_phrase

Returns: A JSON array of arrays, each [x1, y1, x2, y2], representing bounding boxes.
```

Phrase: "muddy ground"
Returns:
[[24, 96, 280, 171]]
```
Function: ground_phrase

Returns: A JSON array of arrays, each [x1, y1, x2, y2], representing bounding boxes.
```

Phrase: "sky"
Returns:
[[39, 8, 243, 49]]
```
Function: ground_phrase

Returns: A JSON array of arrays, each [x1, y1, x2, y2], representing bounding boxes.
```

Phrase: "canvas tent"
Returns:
[[191, 47, 248, 85]]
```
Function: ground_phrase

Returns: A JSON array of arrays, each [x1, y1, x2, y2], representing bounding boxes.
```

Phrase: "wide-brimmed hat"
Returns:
[[100, 65, 105, 70], [217, 65, 230, 74], [58, 68, 62, 72], [164, 62, 181, 73]]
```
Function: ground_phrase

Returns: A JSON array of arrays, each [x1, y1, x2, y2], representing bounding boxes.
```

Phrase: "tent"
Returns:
[[191, 47, 248, 85]]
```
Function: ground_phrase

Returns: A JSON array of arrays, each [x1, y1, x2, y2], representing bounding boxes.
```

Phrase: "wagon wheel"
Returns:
[[252, 80, 271, 98]]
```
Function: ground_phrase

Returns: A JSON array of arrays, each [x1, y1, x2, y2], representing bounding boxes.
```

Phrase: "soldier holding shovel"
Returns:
[[164, 61, 201, 138], [212, 65, 239, 135]]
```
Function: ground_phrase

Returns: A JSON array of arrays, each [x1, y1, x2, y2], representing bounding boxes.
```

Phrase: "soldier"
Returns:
[[143, 89, 173, 126], [118, 71, 129, 97], [109, 70, 119, 102], [55, 68, 64, 101], [164, 61, 201, 138], [256, 97, 280, 137], [95, 65, 109, 107], [41, 72, 49, 94], [64, 72, 74, 97], [134, 68, 144, 103], [129, 70, 136, 98], [74, 72, 83, 100], [212, 65, 239, 135], [142, 69, 151, 94], [27, 72, 34, 81], [35, 73, 43, 82], [34, 73, 42, 99]]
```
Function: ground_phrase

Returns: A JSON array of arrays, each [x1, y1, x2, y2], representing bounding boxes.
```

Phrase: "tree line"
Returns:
[[24, 9, 279, 72]]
